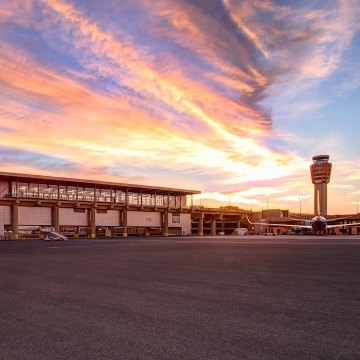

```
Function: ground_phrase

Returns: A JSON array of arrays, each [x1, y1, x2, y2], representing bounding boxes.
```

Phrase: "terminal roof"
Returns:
[[0, 171, 201, 196]]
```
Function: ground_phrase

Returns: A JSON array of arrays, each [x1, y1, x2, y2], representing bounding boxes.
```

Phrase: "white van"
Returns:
[[231, 228, 248, 236]]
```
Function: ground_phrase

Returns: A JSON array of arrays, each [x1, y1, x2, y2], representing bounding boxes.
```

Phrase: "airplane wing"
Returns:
[[245, 216, 313, 229], [326, 216, 355, 223], [326, 222, 360, 229]]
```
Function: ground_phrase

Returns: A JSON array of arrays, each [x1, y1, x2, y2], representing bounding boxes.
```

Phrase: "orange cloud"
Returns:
[[1, 0, 358, 213]]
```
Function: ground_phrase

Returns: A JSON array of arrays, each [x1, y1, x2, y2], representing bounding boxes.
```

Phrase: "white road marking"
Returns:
[[65, 240, 360, 247]]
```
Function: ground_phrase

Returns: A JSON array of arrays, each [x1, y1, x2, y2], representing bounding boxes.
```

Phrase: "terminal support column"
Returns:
[[90, 206, 96, 238], [53, 204, 60, 233], [198, 214, 204, 236], [123, 209, 128, 237], [163, 210, 169, 237], [105, 227, 111, 237], [211, 217, 217, 236], [12, 202, 19, 240]]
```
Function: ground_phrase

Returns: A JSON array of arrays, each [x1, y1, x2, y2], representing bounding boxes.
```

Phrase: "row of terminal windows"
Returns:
[[8, 181, 188, 208]]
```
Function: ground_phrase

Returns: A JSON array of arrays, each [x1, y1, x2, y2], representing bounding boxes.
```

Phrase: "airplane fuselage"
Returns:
[[311, 215, 327, 233]]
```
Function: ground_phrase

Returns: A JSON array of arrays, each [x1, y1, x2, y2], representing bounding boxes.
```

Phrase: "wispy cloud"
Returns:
[[0, 0, 359, 212]]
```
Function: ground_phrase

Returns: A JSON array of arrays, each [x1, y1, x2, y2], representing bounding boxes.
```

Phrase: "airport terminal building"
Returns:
[[0, 172, 201, 239], [7, 171, 360, 239]]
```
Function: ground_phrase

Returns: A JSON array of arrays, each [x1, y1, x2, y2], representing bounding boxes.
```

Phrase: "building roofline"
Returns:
[[0, 171, 201, 195]]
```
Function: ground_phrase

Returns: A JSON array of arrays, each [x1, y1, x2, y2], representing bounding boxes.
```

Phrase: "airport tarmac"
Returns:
[[1, 235, 360, 359]]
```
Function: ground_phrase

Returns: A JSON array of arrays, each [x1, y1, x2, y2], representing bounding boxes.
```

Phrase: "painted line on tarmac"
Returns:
[[62, 240, 360, 247]]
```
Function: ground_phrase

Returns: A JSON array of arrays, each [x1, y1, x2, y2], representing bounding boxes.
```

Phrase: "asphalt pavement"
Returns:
[[1, 235, 360, 359]]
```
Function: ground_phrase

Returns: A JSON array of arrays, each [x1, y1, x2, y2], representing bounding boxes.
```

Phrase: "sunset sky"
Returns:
[[1, 0, 360, 214]]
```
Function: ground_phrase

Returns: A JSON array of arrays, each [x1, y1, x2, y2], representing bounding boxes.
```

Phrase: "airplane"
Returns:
[[245, 214, 360, 235]]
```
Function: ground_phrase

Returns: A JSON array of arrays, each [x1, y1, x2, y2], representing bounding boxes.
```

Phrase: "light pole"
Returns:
[[299, 196, 303, 215], [265, 195, 269, 211]]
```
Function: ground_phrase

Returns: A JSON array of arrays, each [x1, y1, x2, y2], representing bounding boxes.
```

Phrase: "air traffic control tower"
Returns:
[[310, 155, 332, 215]]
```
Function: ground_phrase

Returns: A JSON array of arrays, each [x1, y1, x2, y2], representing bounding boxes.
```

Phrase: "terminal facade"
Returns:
[[0, 171, 252, 239], [0, 171, 201, 239]]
